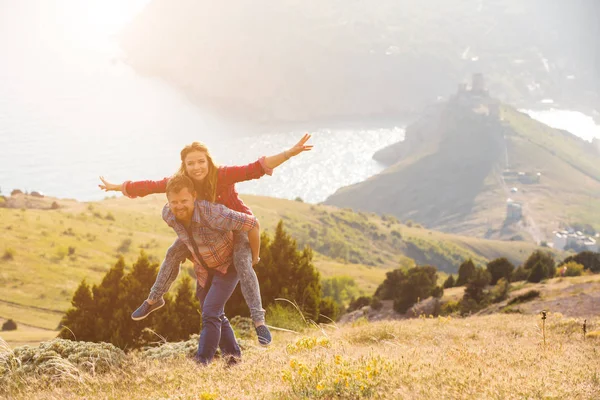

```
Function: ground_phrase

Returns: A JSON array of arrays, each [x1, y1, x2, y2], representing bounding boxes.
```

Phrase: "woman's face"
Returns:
[[184, 151, 209, 182]]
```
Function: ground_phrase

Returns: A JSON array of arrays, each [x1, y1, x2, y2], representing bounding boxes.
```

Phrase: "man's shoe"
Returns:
[[255, 325, 272, 347], [131, 298, 165, 321]]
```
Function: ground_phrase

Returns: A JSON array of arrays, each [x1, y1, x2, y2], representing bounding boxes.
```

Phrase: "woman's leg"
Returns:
[[195, 268, 240, 365], [232, 232, 265, 323], [232, 231, 272, 345], [132, 239, 190, 320]]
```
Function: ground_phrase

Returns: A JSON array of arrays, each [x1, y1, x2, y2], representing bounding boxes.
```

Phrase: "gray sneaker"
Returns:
[[255, 325, 272, 346], [131, 298, 165, 321]]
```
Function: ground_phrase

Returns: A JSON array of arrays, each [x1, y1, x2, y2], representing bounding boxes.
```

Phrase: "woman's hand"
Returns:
[[252, 256, 261, 266], [286, 133, 313, 158], [98, 176, 122, 192]]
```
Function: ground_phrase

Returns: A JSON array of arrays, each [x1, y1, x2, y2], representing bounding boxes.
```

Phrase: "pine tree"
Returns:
[[456, 259, 477, 286], [486, 257, 515, 285], [59, 280, 96, 341], [169, 275, 200, 341], [92, 257, 125, 342], [443, 274, 455, 289], [226, 221, 324, 321]]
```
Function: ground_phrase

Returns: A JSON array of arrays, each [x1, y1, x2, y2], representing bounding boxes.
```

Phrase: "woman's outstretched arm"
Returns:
[[98, 176, 169, 198], [218, 133, 313, 186], [263, 133, 313, 170]]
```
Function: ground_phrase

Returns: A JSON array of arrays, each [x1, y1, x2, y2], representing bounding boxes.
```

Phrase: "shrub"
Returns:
[[443, 274, 455, 288], [370, 296, 383, 311], [50, 201, 60, 209], [2, 248, 15, 261], [511, 266, 529, 282], [524, 250, 556, 282], [462, 267, 491, 305], [54, 247, 68, 261], [374, 265, 439, 313], [490, 278, 510, 303], [265, 303, 307, 332], [105, 212, 115, 221], [486, 257, 515, 285], [440, 301, 460, 316], [456, 259, 477, 286], [507, 290, 540, 305], [559, 251, 600, 273], [557, 261, 584, 277], [347, 296, 372, 313], [294, 197, 303, 202], [318, 297, 340, 323], [1, 319, 17, 331], [117, 238, 132, 253]]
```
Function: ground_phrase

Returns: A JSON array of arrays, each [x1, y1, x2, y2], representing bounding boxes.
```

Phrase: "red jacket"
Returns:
[[122, 157, 272, 215]]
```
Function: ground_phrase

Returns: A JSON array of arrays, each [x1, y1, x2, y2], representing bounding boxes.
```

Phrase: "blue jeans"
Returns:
[[194, 266, 241, 365]]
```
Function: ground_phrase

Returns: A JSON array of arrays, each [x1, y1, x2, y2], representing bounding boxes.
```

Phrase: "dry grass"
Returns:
[[2, 313, 599, 399]]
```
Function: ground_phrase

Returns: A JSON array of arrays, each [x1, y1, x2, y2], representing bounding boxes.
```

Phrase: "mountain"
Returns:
[[119, 0, 600, 126], [325, 83, 600, 240]]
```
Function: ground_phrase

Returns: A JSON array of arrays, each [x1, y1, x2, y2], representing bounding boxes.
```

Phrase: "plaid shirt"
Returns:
[[162, 200, 258, 287], [123, 157, 273, 215]]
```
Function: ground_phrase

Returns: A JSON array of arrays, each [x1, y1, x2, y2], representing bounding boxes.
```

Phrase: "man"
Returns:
[[143, 174, 260, 365]]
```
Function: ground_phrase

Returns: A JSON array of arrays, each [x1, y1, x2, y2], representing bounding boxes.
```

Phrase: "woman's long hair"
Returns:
[[176, 142, 219, 202]]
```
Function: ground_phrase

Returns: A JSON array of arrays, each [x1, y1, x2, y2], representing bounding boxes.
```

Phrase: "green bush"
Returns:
[[266, 303, 308, 332], [347, 296, 372, 313], [440, 300, 460, 316], [486, 257, 515, 285], [318, 297, 340, 323], [1, 319, 17, 331], [370, 297, 383, 311], [443, 274, 455, 288], [559, 251, 600, 273], [507, 290, 540, 305], [490, 278, 510, 303], [1, 248, 15, 261], [511, 266, 529, 282], [524, 250, 556, 283], [377, 266, 438, 313], [462, 267, 491, 305], [558, 261, 585, 277], [456, 259, 477, 286], [117, 238, 132, 253]]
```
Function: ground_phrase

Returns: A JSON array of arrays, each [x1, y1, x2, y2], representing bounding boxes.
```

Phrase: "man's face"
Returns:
[[167, 187, 196, 223]]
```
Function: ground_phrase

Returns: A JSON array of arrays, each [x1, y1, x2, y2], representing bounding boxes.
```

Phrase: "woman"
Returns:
[[99, 134, 312, 346]]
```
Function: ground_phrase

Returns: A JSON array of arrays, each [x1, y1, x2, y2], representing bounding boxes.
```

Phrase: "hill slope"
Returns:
[[2, 313, 600, 399], [0, 192, 547, 344], [325, 94, 600, 240]]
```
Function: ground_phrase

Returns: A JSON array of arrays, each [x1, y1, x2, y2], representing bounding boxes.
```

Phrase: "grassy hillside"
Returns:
[[2, 313, 600, 399], [0, 192, 548, 346], [326, 97, 600, 240]]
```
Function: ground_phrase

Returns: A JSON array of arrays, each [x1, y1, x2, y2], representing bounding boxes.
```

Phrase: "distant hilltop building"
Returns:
[[502, 170, 542, 185], [455, 73, 500, 118], [553, 229, 598, 252], [457, 73, 489, 97]]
